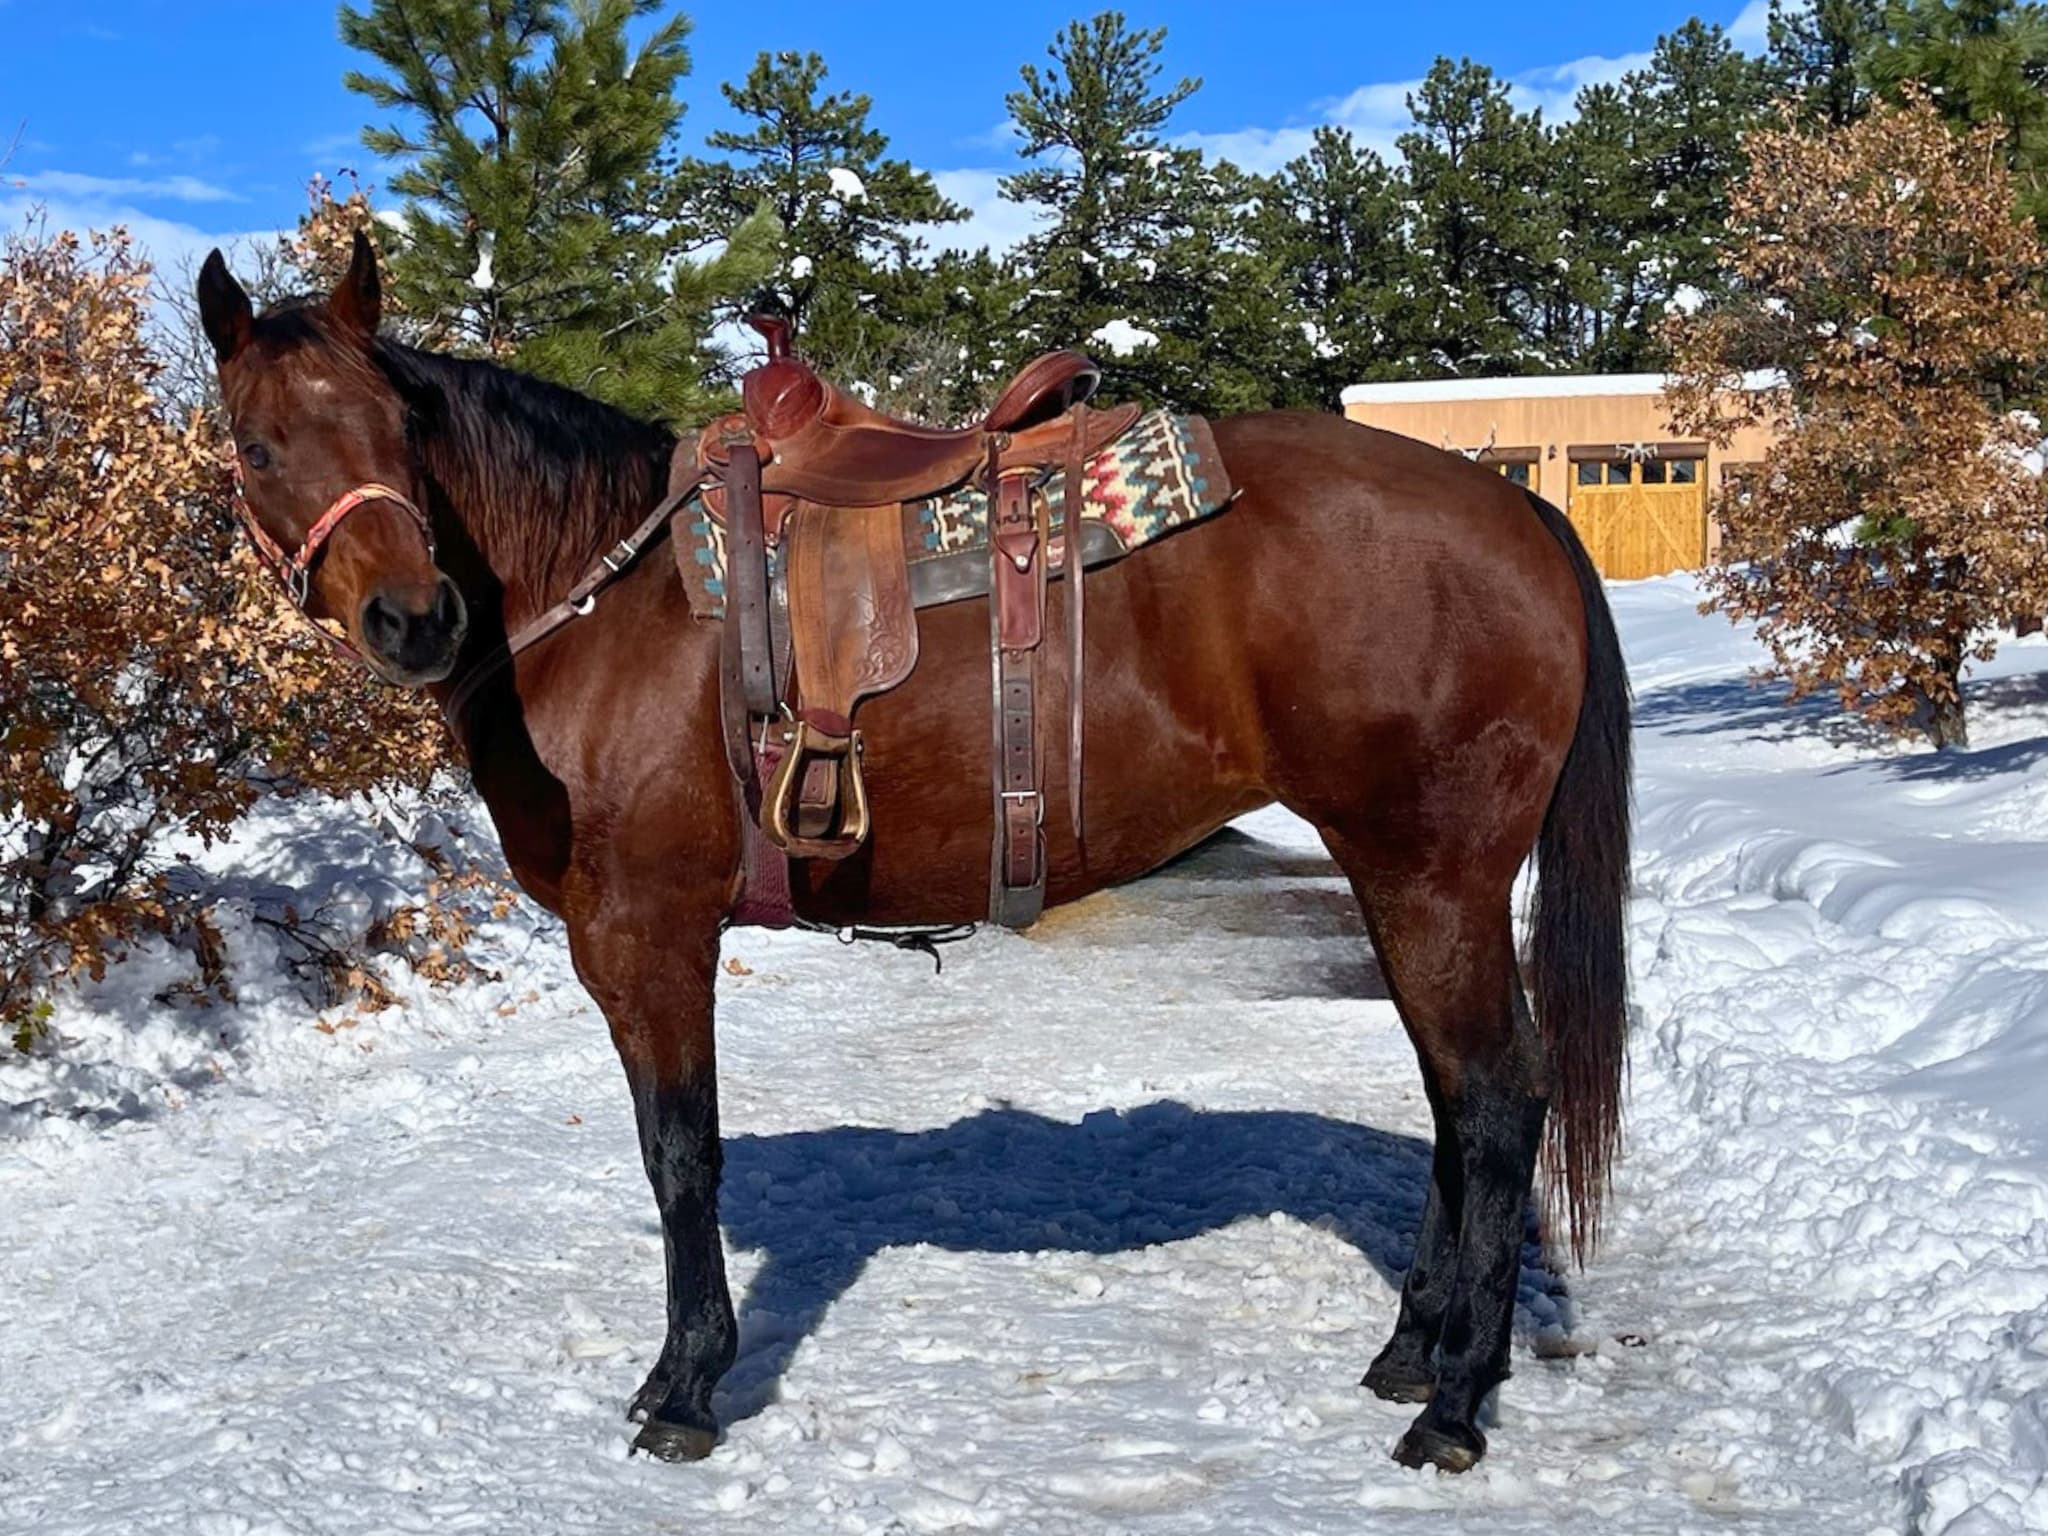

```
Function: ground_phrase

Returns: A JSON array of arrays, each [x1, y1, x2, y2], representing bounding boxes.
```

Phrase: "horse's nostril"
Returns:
[[359, 594, 405, 654], [434, 578, 467, 635]]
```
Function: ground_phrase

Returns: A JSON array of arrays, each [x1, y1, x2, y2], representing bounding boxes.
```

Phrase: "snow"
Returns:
[[826, 168, 867, 204], [1088, 318, 1159, 357], [7, 576, 2048, 1531], [1342, 370, 1783, 405], [469, 234, 495, 293], [788, 254, 813, 280], [1664, 284, 1706, 317]]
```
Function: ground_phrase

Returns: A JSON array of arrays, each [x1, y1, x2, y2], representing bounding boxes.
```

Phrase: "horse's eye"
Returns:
[[241, 443, 272, 471]]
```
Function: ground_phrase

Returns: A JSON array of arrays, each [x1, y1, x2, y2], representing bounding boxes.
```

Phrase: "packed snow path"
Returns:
[[4, 576, 2048, 1534]]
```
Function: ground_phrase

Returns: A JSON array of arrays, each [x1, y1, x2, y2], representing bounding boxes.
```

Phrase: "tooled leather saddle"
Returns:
[[686, 316, 1143, 929]]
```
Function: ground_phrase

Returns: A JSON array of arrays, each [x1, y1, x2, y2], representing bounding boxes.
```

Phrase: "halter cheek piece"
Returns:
[[231, 449, 437, 667]]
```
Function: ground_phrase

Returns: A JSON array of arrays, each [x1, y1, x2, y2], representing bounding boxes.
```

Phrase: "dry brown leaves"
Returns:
[[1, 221, 460, 1046], [1664, 90, 2048, 745]]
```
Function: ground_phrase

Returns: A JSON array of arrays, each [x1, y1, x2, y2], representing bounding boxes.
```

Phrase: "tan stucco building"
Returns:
[[1341, 374, 1779, 579]]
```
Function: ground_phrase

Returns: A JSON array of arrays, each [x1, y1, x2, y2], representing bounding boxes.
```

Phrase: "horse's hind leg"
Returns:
[[1333, 851, 1548, 1472]]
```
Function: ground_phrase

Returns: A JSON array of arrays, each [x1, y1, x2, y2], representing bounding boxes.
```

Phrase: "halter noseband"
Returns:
[[231, 450, 437, 666]]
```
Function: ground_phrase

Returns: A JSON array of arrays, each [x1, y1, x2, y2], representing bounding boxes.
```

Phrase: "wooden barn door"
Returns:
[[1566, 448, 1708, 579]]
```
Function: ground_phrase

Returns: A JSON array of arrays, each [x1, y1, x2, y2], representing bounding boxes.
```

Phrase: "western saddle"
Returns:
[[690, 316, 1143, 929]]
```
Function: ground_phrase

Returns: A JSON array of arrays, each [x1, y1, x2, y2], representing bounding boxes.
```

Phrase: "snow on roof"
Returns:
[[1340, 371, 1783, 406]]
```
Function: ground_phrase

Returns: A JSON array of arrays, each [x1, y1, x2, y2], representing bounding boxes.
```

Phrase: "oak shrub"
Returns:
[[1665, 91, 2048, 748], [0, 218, 478, 1050]]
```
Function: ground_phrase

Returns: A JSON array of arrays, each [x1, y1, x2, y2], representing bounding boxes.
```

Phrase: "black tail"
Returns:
[[1523, 491, 1633, 1265]]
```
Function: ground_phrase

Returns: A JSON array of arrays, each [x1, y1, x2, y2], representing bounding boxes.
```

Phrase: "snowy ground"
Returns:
[[4, 574, 2048, 1535]]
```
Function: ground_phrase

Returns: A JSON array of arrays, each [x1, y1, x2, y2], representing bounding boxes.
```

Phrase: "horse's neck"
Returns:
[[420, 417, 666, 636]]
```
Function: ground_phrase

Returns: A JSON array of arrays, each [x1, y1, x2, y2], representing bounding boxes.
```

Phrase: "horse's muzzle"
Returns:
[[359, 577, 468, 686]]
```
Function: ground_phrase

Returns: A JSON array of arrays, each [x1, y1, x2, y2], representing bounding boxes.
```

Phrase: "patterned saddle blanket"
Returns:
[[675, 411, 1234, 621]]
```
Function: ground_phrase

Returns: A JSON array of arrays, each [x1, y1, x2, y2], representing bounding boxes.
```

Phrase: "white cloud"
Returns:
[[14, 170, 243, 204], [0, 193, 275, 289], [1730, 0, 1775, 50], [916, 168, 1047, 257]]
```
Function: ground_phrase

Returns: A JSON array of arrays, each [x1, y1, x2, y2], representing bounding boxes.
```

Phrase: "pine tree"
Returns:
[[339, 0, 746, 421], [1398, 57, 1555, 375], [1766, 0, 1885, 125], [1001, 11, 1201, 374], [1137, 158, 1319, 412], [675, 50, 964, 374], [1549, 82, 1654, 368], [1627, 21, 1771, 333], [1868, 0, 2048, 223], [883, 249, 1030, 425], [1256, 127, 1419, 396]]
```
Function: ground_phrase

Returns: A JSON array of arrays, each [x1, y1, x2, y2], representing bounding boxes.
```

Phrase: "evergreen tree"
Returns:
[[1868, 0, 2048, 223], [1766, 0, 1885, 125], [339, 0, 755, 422], [1398, 57, 1555, 374], [877, 248, 1030, 424], [1138, 158, 1318, 412], [1548, 82, 1654, 369], [1255, 127, 1419, 396], [675, 50, 964, 373], [1001, 11, 1202, 376], [1627, 21, 1771, 332]]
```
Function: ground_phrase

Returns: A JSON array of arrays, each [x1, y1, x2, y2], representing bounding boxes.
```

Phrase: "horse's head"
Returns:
[[198, 232, 467, 686]]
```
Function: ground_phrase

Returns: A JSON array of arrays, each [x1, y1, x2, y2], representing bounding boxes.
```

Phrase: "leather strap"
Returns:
[[1064, 404, 1087, 846], [732, 735, 797, 928], [445, 481, 697, 725], [988, 462, 1046, 927], [723, 439, 777, 716], [231, 459, 436, 667]]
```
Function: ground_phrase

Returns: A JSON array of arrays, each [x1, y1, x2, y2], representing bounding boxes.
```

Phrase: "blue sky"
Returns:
[[1, 0, 1771, 280]]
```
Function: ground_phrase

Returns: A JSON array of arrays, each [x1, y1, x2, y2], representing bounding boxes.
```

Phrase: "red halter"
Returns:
[[230, 449, 437, 666]]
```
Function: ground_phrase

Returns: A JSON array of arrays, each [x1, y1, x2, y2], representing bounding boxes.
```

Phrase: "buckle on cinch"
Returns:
[[761, 718, 870, 861]]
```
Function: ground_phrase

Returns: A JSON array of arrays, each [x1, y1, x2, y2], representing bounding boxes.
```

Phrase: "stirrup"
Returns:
[[761, 716, 870, 860]]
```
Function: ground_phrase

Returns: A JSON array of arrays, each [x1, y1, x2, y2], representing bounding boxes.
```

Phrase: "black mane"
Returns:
[[375, 340, 677, 602]]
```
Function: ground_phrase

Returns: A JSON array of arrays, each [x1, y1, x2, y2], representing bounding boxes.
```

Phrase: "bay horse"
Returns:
[[194, 235, 1630, 1474]]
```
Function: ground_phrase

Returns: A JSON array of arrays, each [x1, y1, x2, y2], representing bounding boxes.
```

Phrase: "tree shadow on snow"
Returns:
[[1632, 673, 1888, 748], [1852, 670, 2048, 784], [711, 1101, 1560, 1424]]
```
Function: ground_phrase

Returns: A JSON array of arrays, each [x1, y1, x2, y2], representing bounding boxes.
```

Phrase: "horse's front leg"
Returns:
[[570, 901, 735, 1461]]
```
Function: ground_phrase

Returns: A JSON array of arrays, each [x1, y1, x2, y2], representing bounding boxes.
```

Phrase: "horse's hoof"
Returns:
[[632, 1417, 719, 1462], [1362, 1356, 1435, 1404], [1392, 1418, 1486, 1474]]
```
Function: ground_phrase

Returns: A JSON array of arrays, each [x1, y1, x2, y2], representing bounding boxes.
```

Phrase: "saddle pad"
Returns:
[[678, 411, 1233, 622], [911, 409, 1229, 564]]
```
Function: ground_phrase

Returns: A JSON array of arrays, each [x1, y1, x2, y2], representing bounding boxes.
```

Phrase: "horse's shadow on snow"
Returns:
[[709, 1101, 1438, 1423]]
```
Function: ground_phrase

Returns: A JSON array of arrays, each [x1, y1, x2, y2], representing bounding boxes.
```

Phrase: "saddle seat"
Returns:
[[737, 315, 1102, 505]]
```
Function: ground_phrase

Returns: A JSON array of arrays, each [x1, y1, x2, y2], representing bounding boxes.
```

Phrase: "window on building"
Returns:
[[1472, 447, 1538, 489], [1569, 444, 1707, 488]]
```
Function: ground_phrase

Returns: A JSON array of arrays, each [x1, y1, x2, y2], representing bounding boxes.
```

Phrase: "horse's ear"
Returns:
[[329, 229, 382, 339], [196, 249, 252, 363]]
